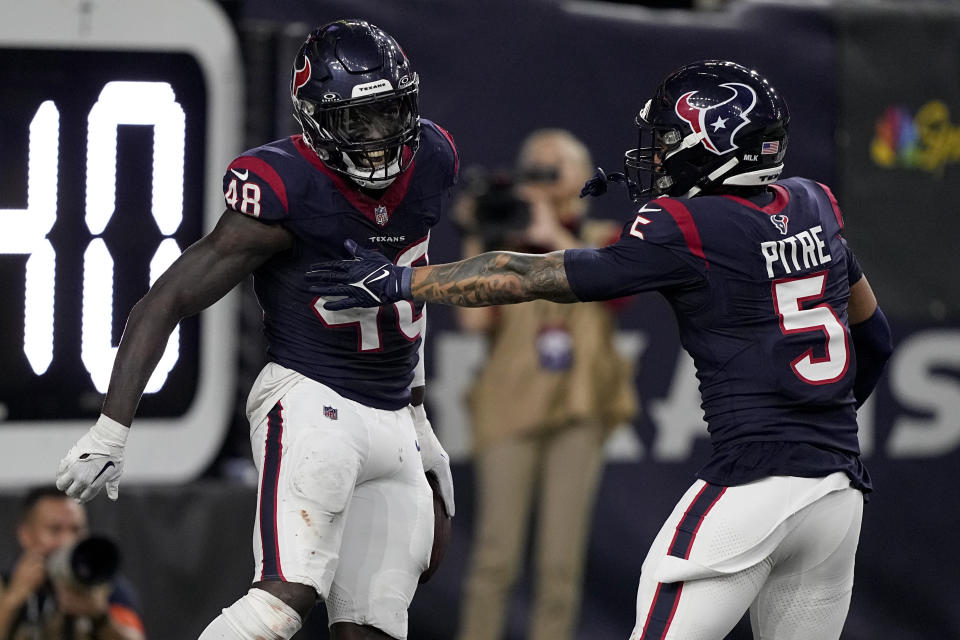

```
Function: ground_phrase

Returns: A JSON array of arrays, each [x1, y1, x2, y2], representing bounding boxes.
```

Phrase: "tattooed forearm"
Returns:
[[410, 250, 579, 306]]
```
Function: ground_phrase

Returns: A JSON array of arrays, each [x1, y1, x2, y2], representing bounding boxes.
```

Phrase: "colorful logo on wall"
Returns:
[[871, 101, 960, 174]]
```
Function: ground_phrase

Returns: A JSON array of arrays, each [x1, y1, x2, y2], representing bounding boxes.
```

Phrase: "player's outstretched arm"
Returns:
[[57, 210, 293, 502], [306, 241, 579, 310], [410, 250, 579, 307]]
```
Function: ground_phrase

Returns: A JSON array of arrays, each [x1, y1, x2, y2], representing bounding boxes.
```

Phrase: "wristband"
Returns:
[[399, 266, 414, 300], [94, 414, 130, 446]]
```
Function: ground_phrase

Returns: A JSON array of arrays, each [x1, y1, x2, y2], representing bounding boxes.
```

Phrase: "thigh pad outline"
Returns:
[[289, 428, 363, 518]]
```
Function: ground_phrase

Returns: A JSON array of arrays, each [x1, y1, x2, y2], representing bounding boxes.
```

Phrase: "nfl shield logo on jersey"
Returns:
[[375, 205, 389, 227], [323, 405, 338, 420]]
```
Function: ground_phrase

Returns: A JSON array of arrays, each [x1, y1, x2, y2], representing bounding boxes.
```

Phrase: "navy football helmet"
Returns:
[[291, 19, 420, 188], [625, 60, 790, 200]]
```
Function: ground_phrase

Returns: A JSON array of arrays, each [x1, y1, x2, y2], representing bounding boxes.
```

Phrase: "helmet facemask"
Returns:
[[294, 85, 420, 189], [624, 100, 685, 200]]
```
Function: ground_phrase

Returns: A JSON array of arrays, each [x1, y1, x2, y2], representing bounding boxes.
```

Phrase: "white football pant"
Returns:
[[246, 363, 434, 639], [631, 472, 863, 640]]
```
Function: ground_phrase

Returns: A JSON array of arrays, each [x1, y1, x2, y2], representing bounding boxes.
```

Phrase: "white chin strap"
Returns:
[[682, 160, 785, 199], [665, 130, 709, 161], [663, 124, 785, 198], [683, 157, 740, 198]]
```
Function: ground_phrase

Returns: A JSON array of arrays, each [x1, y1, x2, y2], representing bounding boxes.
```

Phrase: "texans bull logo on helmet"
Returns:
[[674, 82, 758, 155], [292, 55, 311, 98]]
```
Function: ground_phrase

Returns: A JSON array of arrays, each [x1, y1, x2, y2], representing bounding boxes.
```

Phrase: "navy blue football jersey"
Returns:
[[565, 177, 871, 490], [222, 120, 459, 410]]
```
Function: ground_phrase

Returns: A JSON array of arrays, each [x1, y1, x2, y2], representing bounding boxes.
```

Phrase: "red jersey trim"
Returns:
[[816, 182, 845, 230], [658, 198, 709, 269], [292, 135, 415, 226], [720, 183, 790, 215]]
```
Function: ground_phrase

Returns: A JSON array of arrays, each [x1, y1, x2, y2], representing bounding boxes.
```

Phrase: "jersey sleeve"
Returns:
[[816, 181, 845, 231], [844, 239, 864, 286], [564, 200, 706, 301], [812, 179, 861, 285], [564, 231, 702, 301], [222, 152, 291, 222], [420, 119, 459, 189]]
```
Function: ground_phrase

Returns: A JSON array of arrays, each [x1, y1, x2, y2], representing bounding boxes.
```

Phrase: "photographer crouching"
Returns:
[[454, 129, 637, 640], [0, 487, 145, 640]]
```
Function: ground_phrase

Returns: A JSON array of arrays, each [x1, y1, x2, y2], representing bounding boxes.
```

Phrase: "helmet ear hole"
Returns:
[[660, 130, 682, 147]]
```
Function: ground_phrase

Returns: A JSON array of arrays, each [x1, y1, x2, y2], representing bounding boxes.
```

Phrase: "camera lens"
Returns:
[[68, 535, 121, 585]]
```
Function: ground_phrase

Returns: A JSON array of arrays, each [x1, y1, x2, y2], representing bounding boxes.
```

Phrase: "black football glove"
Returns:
[[306, 239, 412, 310], [580, 166, 641, 202]]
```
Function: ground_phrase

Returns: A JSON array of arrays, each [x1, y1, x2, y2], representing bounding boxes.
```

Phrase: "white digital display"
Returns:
[[0, 0, 243, 486], [7, 82, 188, 392], [1, 101, 59, 375], [82, 81, 186, 393]]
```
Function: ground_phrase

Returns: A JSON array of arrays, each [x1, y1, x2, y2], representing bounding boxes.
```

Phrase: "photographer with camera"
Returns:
[[454, 129, 637, 640], [0, 487, 145, 640]]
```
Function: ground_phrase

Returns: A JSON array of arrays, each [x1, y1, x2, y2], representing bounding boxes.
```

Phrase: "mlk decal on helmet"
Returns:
[[289, 19, 421, 189], [618, 60, 790, 200]]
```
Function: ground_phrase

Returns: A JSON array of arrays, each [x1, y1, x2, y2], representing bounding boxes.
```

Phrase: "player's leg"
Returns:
[[197, 586, 303, 639], [630, 480, 768, 639], [200, 373, 368, 639], [324, 405, 434, 640], [456, 436, 540, 640], [749, 487, 863, 640], [528, 421, 606, 640], [632, 563, 769, 640], [252, 580, 317, 618], [250, 396, 364, 592]]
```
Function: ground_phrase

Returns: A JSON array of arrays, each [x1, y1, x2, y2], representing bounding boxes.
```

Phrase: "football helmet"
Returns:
[[291, 19, 420, 188], [625, 60, 789, 200]]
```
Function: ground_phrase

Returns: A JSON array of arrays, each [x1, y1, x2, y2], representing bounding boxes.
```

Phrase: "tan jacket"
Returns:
[[467, 299, 637, 450]]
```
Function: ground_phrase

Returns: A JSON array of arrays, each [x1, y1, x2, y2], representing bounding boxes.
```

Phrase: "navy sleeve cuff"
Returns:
[[851, 306, 893, 407], [400, 266, 414, 300]]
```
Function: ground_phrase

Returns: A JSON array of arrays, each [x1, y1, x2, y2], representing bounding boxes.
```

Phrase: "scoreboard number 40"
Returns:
[[3, 81, 187, 392]]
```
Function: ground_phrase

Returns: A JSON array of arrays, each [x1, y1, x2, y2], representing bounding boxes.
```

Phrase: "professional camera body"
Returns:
[[461, 165, 558, 251], [47, 535, 121, 587]]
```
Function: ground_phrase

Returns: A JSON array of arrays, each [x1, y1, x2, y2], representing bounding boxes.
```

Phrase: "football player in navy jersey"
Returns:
[[55, 20, 457, 640], [306, 60, 894, 639]]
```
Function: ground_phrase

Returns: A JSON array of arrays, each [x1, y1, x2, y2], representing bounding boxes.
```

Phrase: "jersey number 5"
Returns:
[[773, 272, 850, 385]]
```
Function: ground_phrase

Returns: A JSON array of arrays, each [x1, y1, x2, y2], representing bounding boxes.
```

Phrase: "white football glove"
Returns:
[[409, 404, 455, 517], [56, 415, 129, 503]]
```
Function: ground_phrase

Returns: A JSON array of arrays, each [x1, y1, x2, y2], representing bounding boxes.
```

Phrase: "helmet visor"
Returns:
[[295, 87, 420, 185], [329, 97, 413, 146]]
